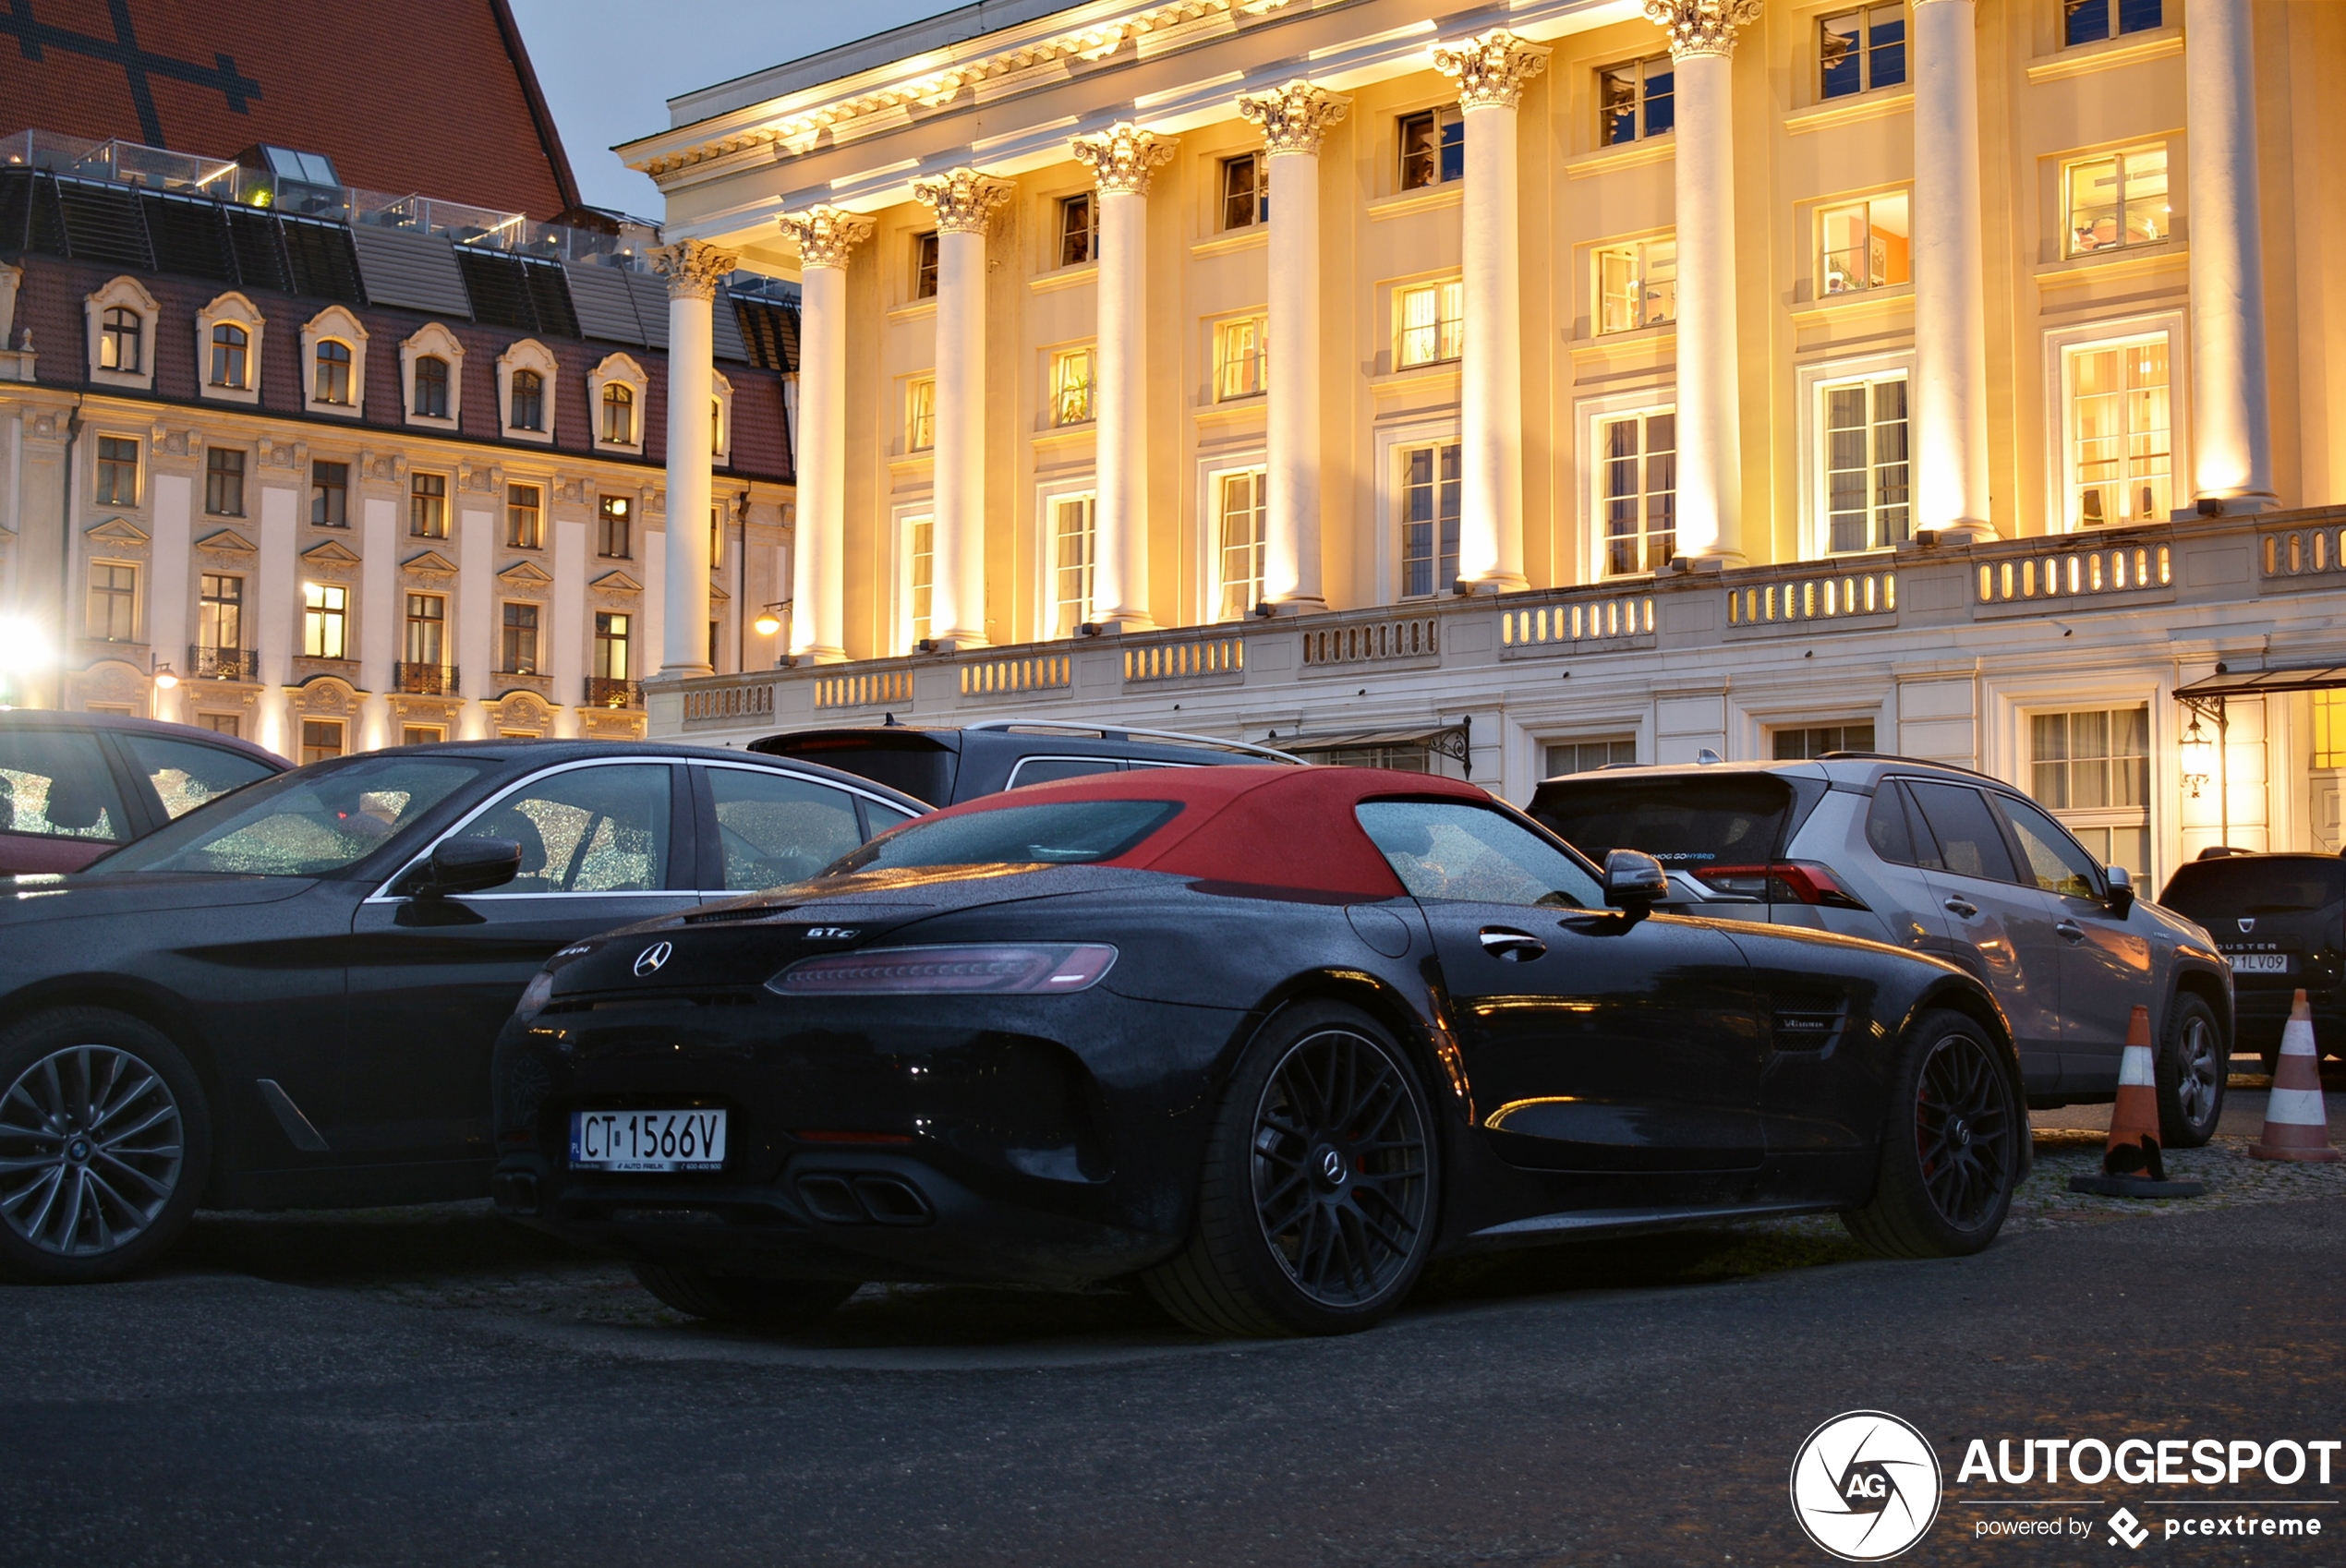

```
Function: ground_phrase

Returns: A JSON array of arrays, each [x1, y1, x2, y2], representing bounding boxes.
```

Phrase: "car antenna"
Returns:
[[883, 712, 900, 727]]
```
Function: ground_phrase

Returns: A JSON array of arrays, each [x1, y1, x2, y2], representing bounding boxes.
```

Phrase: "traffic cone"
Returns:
[[2068, 1005, 2207, 1198], [2250, 991, 2341, 1164]]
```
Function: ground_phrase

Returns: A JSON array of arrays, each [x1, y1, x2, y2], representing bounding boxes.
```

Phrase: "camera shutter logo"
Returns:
[[1789, 1411, 1941, 1562], [633, 941, 673, 977]]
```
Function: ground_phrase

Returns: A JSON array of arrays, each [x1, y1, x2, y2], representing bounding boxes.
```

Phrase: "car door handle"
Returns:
[[1479, 927, 1548, 962], [1942, 897, 1979, 919], [2056, 921, 2086, 943]]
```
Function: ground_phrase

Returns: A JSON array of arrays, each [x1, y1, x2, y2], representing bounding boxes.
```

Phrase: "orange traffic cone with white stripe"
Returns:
[[2068, 1005, 2207, 1198], [2250, 991, 2340, 1164]]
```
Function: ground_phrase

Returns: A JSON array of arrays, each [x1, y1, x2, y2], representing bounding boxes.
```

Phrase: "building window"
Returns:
[[594, 612, 631, 681], [2063, 0, 2162, 48], [199, 574, 243, 653], [711, 394, 725, 457], [1598, 56, 1675, 147], [905, 515, 934, 648], [1058, 193, 1096, 267], [94, 436, 138, 507], [1546, 738, 1639, 776], [2064, 145, 2169, 256], [409, 472, 447, 537], [709, 505, 724, 573], [313, 339, 352, 404], [913, 232, 940, 299], [1398, 106, 1464, 189], [1820, 194, 1910, 294], [1398, 441, 1461, 597], [1051, 348, 1094, 426], [200, 713, 240, 737], [209, 322, 248, 388], [1600, 411, 1677, 576], [906, 377, 937, 452], [1773, 722, 1875, 759], [401, 725, 444, 745], [1396, 281, 1464, 368], [1820, 6, 1905, 99], [204, 448, 245, 516], [300, 720, 345, 766], [1215, 315, 1267, 401], [414, 354, 450, 418], [301, 583, 347, 659], [504, 484, 541, 549], [509, 369, 545, 431], [1048, 495, 1096, 640], [1215, 469, 1267, 621], [2316, 691, 2346, 771], [1822, 376, 1910, 552], [100, 307, 141, 372], [501, 603, 539, 674], [598, 495, 631, 559], [1596, 239, 1677, 335], [310, 460, 349, 527], [600, 380, 635, 444], [2069, 336, 2171, 526], [86, 562, 136, 642], [2031, 706, 2150, 874], [1220, 153, 1266, 231], [405, 593, 446, 667]]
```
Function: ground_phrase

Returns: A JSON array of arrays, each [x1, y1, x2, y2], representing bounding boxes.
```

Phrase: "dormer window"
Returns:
[[587, 352, 649, 454], [314, 340, 352, 404], [414, 356, 448, 417], [100, 308, 141, 373], [601, 381, 635, 444], [87, 277, 160, 391], [511, 370, 545, 431], [497, 340, 558, 443], [211, 323, 248, 389]]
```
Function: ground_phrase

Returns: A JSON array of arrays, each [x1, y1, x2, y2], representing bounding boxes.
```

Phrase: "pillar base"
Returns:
[[920, 634, 988, 655], [647, 664, 715, 682], [786, 645, 849, 667], [1259, 597, 1325, 617], [1082, 613, 1155, 636], [1456, 573, 1529, 597], [1920, 520, 1999, 546], [2175, 492, 2280, 520], [1666, 551, 1742, 574]]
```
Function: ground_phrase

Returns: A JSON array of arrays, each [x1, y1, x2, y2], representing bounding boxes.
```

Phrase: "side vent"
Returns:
[[1770, 995, 1849, 1051]]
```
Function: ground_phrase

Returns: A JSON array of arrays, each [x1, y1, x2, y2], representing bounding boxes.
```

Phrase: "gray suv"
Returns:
[[1530, 754, 2235, 1145]]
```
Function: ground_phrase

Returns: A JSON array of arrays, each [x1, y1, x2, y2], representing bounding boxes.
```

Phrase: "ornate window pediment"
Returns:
[[498, 558, 555, 588], [196, 292, 265, 405], [301, 305, 369, 419], [195, 527, 257, 556], [590, 568, 644, 593], [85, 276, 158, 392], [402, 549, 460, 577], [402, 322, 466, 429], [589, 352, 648, 453], [498, 339, 560, 445], [86, 514, 151, 545]]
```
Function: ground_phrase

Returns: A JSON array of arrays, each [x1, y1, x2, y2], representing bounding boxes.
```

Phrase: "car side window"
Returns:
[[1992, 793, 2102, 899], [1007, 756, 1123, 789], [1864, 784, 1917, 864], [706, 767, 865, 890], [0, 730, 129, 842], [116, 733, 276, 819], [1356, 800, 1605, 909], [1905, 781, 2022, 885], [450, 764, 671, 894]]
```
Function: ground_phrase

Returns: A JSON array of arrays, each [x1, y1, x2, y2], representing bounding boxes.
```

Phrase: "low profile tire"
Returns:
[[630, 1262, 858, 1330], [0, 1008, 210, 1285], [1143, 1001, 1438, 1338], [1843, 1009, 2021, 1260], [2157, 994, 2227, 1149]]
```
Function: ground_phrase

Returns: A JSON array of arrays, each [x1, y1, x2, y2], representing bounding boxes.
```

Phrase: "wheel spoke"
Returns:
[[0, 1043, 183, 1258], [1252, 1029, 1433, 1309]]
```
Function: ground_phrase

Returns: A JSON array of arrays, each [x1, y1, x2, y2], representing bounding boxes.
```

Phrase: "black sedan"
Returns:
[[0, 741, 924, 1284], [493, 766, 2027, 1337]]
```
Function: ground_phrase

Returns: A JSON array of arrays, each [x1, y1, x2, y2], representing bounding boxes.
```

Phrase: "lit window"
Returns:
[[401, 725, 443, 746], [1599, 411, 1676, 576], [2064, 145, 2169, 257], [414, 355, 450, 418], [509, 369, 545, 431], [2069, 337, 2171, 526], [404, 593, 446, 668], [1058, 194, 1096, 267], [506, 483, 542, 549], [601, 380, 635, 444], [711, 395, 724, 457], [1397, 107, 1464, 190], [314, 339, 352, 404], [1215, 316, 1267, 401], [1597, 56, 1675, 147], [204, 448, 245, 516], [209, 322, 248, 388], [1050, 348, 1094, 426], [1820, 6, 1905, 99], [302, 583, 348, 659], [1822, 376, 1910, 553], [94, 436, 138, 506], [1220, 153, 1266, 231], [906, 377, 937, 452], [913, 232, 939, 299], [2063, 0, 2161, 47], [598, 495, 631, 559], [99, 307, 141, 372], [86, 562, 137, 641], [1820, 194, 1910, 294], [1773, 723, 1875, 760], [300, 720, 345, 766], [2030, 706, 2150, 876], [1215, 469, 1266, 621], [1545, 739, 1638, 776], [199, 574, 243, 656], [2315, 692, 2346, 770], [1595, 239, 1676, 333], [1398, 442, 1461, 597], [1049, 495, 1096, 639], [1396, 281, 1463, 368], [595, 612, 632, 681], [310, 460, 348, 527], [905, 515, 934, 649], [409, 472, 447, 538], [501, 603, 539, 674]]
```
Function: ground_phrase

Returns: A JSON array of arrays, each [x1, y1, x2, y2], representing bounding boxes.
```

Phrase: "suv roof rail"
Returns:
[[958, 718, 1306, 766], [1818, 749, 2004, 784]]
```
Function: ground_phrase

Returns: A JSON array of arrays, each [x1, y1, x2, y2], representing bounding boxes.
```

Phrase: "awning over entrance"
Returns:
[[1276, 724, 1470, 775], [2172, 665, 2346, 700]]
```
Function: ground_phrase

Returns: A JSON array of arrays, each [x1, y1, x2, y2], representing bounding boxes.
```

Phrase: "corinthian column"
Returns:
[[1238, 81, 1348, 610], [1913, 0, 1994, 540], [649, 238, 737, 675], [1072, 124, 1176, 629], [912, 168, 1014, 648], [1434, 30, 1548, 593], [780, 206, 873, 664], [1645, 0, 1758, 565], [2184, 0, 2276, 513]]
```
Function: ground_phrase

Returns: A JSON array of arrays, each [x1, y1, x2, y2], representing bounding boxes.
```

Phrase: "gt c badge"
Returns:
[[2239, 918, 2256, 935], [633, 942, 673, 977], [804, 927, 862, 941]]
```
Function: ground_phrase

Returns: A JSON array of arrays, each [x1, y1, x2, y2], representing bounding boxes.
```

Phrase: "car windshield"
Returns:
[[89, 755, 486, 877], [823, 799, 1180, 875], [2160, 857, 2346, 917]]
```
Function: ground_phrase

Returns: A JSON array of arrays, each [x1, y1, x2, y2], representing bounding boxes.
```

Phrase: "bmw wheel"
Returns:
[[1843, 1009, 2020, 1260], [2156, 994, 2226, 1149], [631, 1262, 860, 1330], [0, 1008, 211, 1284], [1145, 1001, 1438, 1337]]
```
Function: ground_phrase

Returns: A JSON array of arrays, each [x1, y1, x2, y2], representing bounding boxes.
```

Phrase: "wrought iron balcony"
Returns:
[[187, 645, 258, 681], [394, 663, 460, 696], [584, 677, 642, 709]]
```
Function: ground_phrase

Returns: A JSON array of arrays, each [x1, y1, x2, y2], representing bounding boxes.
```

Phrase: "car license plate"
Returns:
[[2230, 953, 2292, 975], [569, 1109, 726, 1172]]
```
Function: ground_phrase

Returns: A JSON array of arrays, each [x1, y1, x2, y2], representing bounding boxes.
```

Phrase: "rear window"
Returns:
[[754, 733, 956, 807], [2161, 857, 2346, 917], [1529, 777, 1798, 869], [823, 799, 1180, 875]]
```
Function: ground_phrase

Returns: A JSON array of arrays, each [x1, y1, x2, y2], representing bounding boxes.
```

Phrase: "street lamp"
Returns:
[[2179, 714, 2215, 801]]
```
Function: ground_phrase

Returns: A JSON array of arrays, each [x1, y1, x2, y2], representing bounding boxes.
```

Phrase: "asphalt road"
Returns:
[[6, 1095, 2343, 1567]]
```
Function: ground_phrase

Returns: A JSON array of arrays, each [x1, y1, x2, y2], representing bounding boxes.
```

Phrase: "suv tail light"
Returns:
[[1691, 862, 1870, 911]]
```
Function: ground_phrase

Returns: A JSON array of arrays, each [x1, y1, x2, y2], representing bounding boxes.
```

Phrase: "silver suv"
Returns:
[[1529, 754, 2235, 1146]]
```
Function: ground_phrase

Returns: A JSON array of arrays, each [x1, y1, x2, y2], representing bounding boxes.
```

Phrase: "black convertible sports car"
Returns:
[[0, 741, 924, 1284], [493, 766, 2027, 1337]]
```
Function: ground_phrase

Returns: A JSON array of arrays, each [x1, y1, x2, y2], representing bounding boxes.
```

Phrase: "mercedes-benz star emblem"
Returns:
[[633, 941, 673, 977], [1322, 1149, 1347, 1185]]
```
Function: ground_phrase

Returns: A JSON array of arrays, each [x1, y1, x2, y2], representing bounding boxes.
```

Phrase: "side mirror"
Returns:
[[1602, 849, 1669, 912], [2104, 862, 2135, 916], [414, 838, 522, 899]]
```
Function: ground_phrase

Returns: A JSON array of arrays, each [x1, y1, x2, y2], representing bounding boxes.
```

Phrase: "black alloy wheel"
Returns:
[[2156, 994, 2226, 1149], [1911, 1029, 2015, 1230], [1844, 1008, 2019, 1260]]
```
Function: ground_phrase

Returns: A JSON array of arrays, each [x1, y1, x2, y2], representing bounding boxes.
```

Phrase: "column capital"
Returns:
[[1071, 123, 1178, 196], [779, 206, 875, 270], [1642, 0, 1763, 58], [1237, 80, 1350, 156], [1431, 30, 1552, 110], [912, 168, 1016, 234], [647, 239, 740, 300]]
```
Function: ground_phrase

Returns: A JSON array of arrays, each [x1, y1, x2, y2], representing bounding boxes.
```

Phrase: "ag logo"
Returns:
[[1789, 1410, 1942, 1562]]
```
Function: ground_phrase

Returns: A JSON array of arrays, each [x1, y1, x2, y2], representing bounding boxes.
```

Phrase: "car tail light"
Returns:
[[1691, 862, 1870, 911], [768, 944, 1119, 996]]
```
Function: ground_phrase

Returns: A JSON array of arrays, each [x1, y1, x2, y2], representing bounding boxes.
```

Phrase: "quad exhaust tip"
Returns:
[[795, 1172, 935, 1226]]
